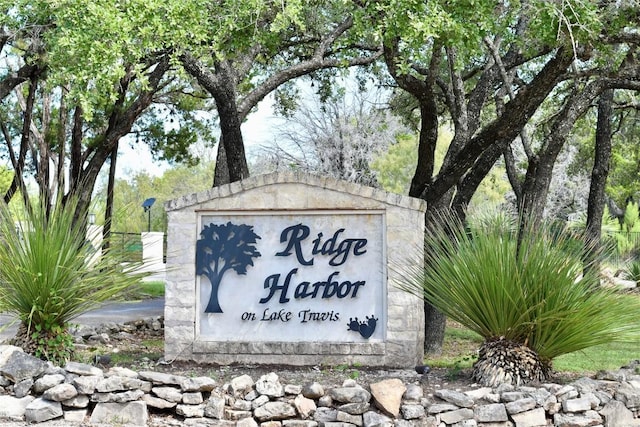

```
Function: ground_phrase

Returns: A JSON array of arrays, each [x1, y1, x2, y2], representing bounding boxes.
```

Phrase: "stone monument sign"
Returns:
[[164, 172, 425, 367]]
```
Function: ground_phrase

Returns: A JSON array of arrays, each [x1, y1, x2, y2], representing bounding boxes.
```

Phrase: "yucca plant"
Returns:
[[0, 197, 147, 364], [398, 211, 640, 387]]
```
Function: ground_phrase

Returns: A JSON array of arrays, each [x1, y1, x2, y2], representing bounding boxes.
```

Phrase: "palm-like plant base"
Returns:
[[9, 323, 42, 355], [472, 338, 551, 387], [8, 323, 75, 364]]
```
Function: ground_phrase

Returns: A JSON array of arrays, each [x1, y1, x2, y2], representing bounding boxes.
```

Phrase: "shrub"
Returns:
[[398, 211, 640, 386], [0, 197, 147, 365]]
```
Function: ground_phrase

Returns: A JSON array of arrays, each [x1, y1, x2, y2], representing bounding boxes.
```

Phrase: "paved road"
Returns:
[[0, 297, 164, 343]]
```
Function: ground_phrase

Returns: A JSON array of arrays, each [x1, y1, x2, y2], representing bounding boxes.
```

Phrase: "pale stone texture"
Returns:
[[370, 378, 406, 417], [24, 398, 63, 423], [90, 401, 148, 426], [0, 395, 35, 420], [164, 172, 426, 367]]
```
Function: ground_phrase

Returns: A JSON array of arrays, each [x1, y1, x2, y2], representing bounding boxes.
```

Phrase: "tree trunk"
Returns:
[[213, 71, 249, 185], [213, 136, 230, 187], [517, 80, 606, 229], [585, 89, 614, 271], [103, 142, 118, 252], [423, 301, 447, 354]]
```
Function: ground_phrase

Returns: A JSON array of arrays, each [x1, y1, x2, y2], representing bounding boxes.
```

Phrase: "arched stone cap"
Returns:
[[165, 172, 426, 213]]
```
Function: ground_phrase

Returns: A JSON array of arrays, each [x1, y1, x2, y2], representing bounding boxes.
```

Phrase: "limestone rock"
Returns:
[[510, 407, 547, 427], [328, 386, 371, 404], [505, 397, 537, 414], [95, 375, 150, 392], [362, 410, 393, 427], [25, 397, 63, 423], [64, 361, 103, 377], [370, 378, 406, 418], [303, 381, 325, 399], [338, 402, 370, 415], [183, 391, 204, 404], [177, 403, 205, 418], [553, 410, 602, 427], [62, 393, 90, 408], [225, 408, 253, 420], [473, 403, 508, 423], [464, 387, 493, 401], [33, 373, 65, 394], [72, 375, 102, 394], [427, 403, 460, 414], [313, 407, 338, 422], [286, 384, 303, 395], [238, 417, 260, 427], [106, 366, 139, 378], [0, 395, 35, 421], [204, 395, 226, 419], [400, 404, 425, 420], [90, 401, 148, 426], [0, 350, 48, 383], [231, 374, 255, 396], [182, 376, 216, 392], [233, 398, 253, 411], [434, 389, 474, 408], [0, 345, 23, 367], [403, 384, 423, 401], [138, 370, 186, 385], [254, 401, 297, 421], [295, 393, 317, 418], [142, 393, 178, 409], [615, 386, 640, 410], [13, 378, 33, 398], [256, 372, 284, 397], [63, 408, 87, 423], [43, 382, 78, 402], [152, 385, 183, 402], [251, 394, 270, 409], [600, 400, 638, 427], [336, 410, 363, 425], [439, 408, 474, 425], [283, 421, 319, 427], [562, 397, 592, 413]]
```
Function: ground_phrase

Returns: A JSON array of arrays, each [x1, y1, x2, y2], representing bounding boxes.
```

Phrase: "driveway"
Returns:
[[0, 297, 165, 343]]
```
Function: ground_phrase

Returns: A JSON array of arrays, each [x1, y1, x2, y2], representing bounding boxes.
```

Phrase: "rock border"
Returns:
[[1, 319, 639, 426]]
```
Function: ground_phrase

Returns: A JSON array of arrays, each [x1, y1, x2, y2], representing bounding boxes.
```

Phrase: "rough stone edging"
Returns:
[[2, 322, 640, 426]]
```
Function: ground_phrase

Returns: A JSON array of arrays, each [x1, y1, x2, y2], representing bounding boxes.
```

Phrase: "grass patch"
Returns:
[[76, 337, 164, 368], [425, 321, 482, 369], [429, 315, 640, 375], [138, 281, 165, 298], [120, 281, 165, 300], [553, 340, 640, 373]]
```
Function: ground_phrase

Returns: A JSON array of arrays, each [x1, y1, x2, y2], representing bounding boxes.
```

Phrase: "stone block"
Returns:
[[509, 407, 546, 427], [90, 401, 148, 426]]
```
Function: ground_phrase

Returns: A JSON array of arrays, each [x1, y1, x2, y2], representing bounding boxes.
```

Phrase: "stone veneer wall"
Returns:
[[164, 172, 426, 368]]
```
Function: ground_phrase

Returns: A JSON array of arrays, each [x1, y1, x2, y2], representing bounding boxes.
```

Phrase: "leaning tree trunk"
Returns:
[[584, 89, 613, 273]]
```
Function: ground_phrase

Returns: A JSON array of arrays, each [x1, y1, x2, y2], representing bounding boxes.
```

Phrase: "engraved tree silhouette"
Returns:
[[196, 222, 261, 313]]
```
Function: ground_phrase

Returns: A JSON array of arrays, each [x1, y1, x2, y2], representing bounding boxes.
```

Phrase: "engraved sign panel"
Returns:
[[196, 210, 386, 342]]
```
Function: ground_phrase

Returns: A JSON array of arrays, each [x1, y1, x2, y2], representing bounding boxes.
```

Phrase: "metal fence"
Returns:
[[110, 232, 143, 262], [109, 231, 168, 263]]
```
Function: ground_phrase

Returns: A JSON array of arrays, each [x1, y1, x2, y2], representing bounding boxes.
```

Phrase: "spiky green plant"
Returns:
[[0, 197, 147, 364], [625, 259, 640, 284], [398, 211, 640, 387]]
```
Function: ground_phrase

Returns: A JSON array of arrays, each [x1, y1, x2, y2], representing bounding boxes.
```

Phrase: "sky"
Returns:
[[116, 95, 283, 179]]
